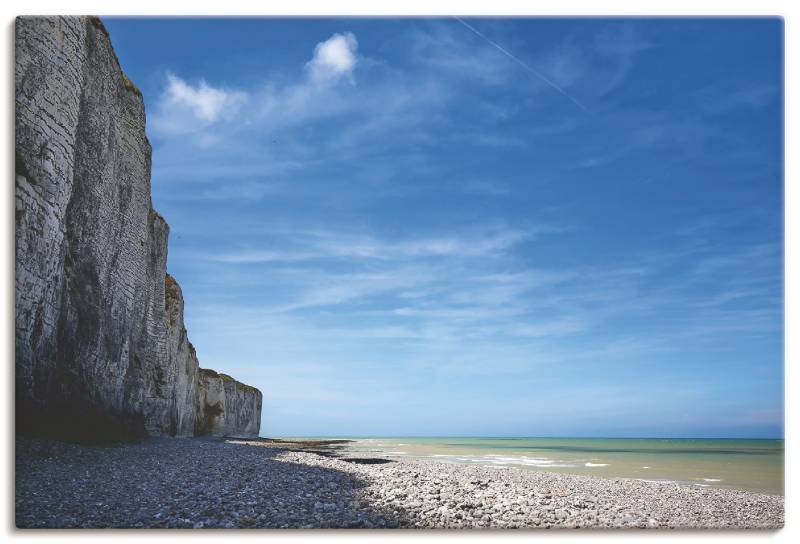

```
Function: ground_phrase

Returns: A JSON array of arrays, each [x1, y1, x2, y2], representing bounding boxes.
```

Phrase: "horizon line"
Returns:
[[267, 435, 785, 441]]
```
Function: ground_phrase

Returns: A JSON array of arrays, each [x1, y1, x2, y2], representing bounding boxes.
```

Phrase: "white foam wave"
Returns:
[[475, 455, 556, 465], [424, 453, 577, 470], [585, 462, 608, 467]]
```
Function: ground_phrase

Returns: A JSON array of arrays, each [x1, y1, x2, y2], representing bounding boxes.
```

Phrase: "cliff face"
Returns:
[[164, 274, 200, 436], [196, 369, 263, 437], [15, 16, 262, 439]]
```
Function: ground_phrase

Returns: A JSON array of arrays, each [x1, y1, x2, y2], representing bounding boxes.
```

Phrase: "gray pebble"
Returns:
[[15, 437, 784, 529]]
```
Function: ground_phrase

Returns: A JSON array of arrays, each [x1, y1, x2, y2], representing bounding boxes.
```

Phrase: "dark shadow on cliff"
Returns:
[[15, 437, 417, 529], [16, 404, 148, 447]]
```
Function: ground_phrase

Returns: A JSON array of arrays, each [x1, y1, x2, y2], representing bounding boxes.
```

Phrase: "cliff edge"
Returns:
[[15, 16, 262, 440]]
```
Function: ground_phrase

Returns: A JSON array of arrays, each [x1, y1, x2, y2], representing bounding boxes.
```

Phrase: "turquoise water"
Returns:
[[330, 437, 783, 495]]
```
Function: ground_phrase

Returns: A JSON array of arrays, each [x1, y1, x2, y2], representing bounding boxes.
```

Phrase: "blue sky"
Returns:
[[103, 17, 783, 438]]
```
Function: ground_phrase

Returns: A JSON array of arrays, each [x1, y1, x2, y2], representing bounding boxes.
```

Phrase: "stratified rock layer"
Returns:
[[15, 16, 261, 439], [196, 369, 263, 437], [164, 274, 200, 436]]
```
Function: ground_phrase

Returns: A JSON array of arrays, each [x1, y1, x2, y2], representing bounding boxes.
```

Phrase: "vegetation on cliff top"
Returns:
[[164, 274, 177, 289], [121, 73, 143, 98], [199, 368, 260, 395]]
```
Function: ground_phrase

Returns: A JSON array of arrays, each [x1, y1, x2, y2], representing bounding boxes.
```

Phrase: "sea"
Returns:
[[304, 437, 783, 495]]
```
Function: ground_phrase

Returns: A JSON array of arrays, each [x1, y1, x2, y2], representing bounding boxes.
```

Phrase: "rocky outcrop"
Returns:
[[15, 16, 261, 440], [196, 369, 263, 437]]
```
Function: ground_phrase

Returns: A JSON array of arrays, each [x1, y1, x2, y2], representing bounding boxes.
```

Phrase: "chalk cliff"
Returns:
[[15, 16, 262, 439], [196, 369, 263, 437]]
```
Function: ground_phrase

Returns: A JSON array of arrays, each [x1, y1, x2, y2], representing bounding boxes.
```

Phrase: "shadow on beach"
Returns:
[[15, 436, 784, 530], [15, 437, 411, 529]]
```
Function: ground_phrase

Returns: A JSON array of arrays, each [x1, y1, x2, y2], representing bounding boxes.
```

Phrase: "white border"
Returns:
[[1, 1, 795, 544]]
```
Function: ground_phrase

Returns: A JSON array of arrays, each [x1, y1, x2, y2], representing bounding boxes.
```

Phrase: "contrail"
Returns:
[[453, 17, 588, 112]]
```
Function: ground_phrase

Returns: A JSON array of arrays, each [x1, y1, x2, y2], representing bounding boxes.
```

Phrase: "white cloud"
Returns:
[[163, 72, 246, 123], [206, 225, 535, 264], [305, 32, 359, 83]]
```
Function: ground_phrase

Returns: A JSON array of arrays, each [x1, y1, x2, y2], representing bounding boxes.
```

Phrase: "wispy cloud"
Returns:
[[207, 225, 539, 263], [407, 21, 512, 86], [149, 30, 454, 168], [454, 17, 589, 112], [590, 23, 654, 96], [572, 109, 719, 169]]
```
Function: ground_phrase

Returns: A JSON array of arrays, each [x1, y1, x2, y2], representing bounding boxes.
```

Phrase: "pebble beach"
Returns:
[[15, 437, 783, 529]]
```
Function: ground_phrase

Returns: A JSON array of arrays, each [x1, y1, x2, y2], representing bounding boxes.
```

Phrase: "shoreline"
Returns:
[[16, 437, 783, 529], [339, 436, 784, 496], [266, 437, 785, 497]]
